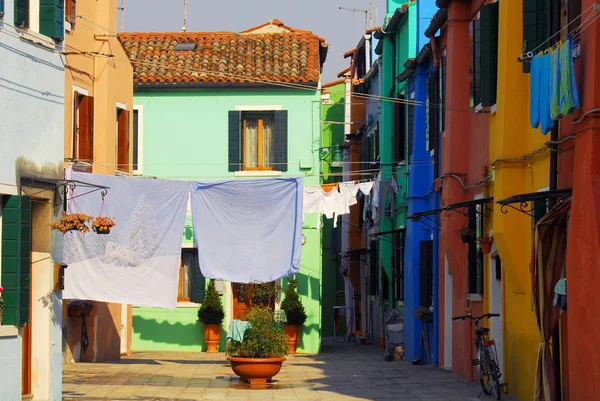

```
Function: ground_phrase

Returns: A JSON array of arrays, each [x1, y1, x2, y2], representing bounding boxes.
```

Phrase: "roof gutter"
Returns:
[[133, 82, 320, 90]]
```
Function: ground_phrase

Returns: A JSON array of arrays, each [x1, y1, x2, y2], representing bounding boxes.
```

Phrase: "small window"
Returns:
[[175, 42, 197, 51], [243, 113, 275, 170], [14, 0, 29, 28], [116, 107, 130, 173], [419, 240, 434, 307], [65, 0, 76, 28]]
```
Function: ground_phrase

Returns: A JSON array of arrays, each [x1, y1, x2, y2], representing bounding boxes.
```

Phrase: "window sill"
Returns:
[[234, 171, 282, 177], [469, 294, 483, 302], [17, 28, 59, 51], [176, 302, 200, 308], [0, 325, 19, 338]]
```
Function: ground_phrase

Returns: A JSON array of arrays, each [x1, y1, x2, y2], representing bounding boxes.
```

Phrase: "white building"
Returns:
[[0, 1, 65, 400]]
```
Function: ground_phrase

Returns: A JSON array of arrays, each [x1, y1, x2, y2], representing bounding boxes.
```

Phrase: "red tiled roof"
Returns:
[[119, 20, 328, 86]]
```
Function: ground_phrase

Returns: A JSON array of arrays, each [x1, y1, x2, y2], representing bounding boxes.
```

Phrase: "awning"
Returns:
[[497, 189, 572, 217]]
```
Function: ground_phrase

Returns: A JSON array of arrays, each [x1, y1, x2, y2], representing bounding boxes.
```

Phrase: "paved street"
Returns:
[[63, 340, 519, 400]]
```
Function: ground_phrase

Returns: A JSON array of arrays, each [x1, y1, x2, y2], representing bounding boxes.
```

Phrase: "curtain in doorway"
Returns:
[[531, 199, 570, 401], [62, 172, 190, 309]]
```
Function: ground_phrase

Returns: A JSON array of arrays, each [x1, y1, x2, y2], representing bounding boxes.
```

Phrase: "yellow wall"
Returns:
[[63, 0, 134, 175], [488, 1, 550, 400]]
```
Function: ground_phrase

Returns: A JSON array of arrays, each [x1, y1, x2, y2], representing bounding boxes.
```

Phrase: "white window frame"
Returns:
[[133, 105, 144, 175]]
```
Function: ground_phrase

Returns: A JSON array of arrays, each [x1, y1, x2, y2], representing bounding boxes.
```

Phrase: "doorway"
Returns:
[[232, 284, 250, 321], [489, 250, 503, 377], [444, 254, 452, 370], [22, 250, 32, 396]]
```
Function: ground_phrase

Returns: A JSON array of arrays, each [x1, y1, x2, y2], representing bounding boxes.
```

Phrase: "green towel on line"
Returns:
[[553, 278, 566, 307], [227, 320, 252, 343]]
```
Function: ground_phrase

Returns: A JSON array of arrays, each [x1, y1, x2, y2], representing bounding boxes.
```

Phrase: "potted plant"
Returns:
[[226, 306, 288, 389], [280, 278, 307, 354], [0, 286, 5, 325], [91, 216, 115, 234], [477, 235, 494, 254], [239, 282, 277, 309], [456, 226, 475, 243], [51, 212, 92, 233], [198, 279, 224, 353]]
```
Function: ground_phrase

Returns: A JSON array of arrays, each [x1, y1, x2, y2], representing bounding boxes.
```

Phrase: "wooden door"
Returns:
[[232, 284, 249, 321], [22, 251, 32, 396]]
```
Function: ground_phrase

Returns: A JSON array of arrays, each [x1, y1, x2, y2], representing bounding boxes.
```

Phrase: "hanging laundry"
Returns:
[[371, 180, 380, 222], [339, 182, 359, 209], [63, 172, 191, 309], [358, 181, 374, 195], [191, 177, 303, 283], [550, 48, 561, 120], [530, 52, 554, 134], [303, 185, 323, 229], [559, 39, 579, 116], [553, 278, 567, 311], [391, 179, 399, 194], [379, 180, 392, 219]]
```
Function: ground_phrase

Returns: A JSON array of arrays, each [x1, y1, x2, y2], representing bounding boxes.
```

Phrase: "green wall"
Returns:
[[320, 83, 345, 337], [132, 87, 323, 353]]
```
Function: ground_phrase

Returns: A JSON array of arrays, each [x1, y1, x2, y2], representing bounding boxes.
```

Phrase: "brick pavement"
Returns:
[[63, 340, 520, 400]]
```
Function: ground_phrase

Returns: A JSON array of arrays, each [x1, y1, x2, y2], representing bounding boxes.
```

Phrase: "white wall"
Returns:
[[0, 5, 65, 192], [0, 3, 65, 400]]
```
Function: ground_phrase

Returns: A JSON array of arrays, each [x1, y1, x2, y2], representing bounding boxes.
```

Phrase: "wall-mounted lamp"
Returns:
[[320, 143, 343, 168]]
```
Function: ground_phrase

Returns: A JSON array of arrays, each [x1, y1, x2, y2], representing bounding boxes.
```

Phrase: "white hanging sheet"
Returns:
[[191, 177, 303, 283], [63, 172, 190, 309]]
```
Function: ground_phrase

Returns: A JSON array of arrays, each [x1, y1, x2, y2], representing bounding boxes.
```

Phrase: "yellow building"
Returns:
[[62, 0, 134, 363], [488, 2, 550, 400]]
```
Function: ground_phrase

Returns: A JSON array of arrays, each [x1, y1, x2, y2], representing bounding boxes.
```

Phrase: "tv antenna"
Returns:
[[339, 1, 372, 31], [182, 0, 187, 32], [118, 0, 125, 32]]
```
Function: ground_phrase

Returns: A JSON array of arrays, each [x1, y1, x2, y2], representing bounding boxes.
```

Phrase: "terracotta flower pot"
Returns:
[[227, 356, 285, 389], [480, 242, 492, 254], [203, 323, 221, 353], [284, 325, 300, 354]]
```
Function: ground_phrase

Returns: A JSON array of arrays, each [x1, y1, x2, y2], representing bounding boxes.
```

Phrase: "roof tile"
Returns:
[[119, 20, 327, 86]]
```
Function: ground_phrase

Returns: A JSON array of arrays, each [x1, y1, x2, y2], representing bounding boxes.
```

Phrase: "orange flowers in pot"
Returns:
[[51, 212, 92, 233], [92, 216, 116, 234]]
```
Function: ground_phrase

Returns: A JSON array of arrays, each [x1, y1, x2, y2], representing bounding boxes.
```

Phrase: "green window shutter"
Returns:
[[190, 250, 205, 303], [480, 2, 499, 107], [14, 0, 29, 28], [40, 0, 64, 40], [273, 110, 288, 172], [1, 196, 31, 326], [0, 0, 5, 18], [228, 111, 241, 172], [523, 0, 551, 73]]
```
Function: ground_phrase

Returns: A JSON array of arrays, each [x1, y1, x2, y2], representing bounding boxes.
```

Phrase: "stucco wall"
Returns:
[[0, 3, 64, 400], [133, 88, 323, 353]]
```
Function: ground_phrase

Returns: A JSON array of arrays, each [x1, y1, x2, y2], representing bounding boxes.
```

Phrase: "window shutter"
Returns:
[[0, 0, 5, 18], [428, 74, 440, 152], [87, 95, 94, 160], [117, 109, 129, 171], [66, 0, 75, 27], [78, 95, 92, 160], [40, 0, 64, 40], [1, 196, 31, 326], [523, 0, 551, 73], [407, 102, 414, 159], [480, 2, 499, 107], [273, 110, 288, 172], [190, 250, 205, 303], [228, 111, 241, 172], [14, 0, 29, 28]]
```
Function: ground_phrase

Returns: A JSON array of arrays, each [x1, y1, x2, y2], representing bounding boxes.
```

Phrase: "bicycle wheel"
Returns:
[[489, 359, 502, 400], [478, 346, 493, 395]]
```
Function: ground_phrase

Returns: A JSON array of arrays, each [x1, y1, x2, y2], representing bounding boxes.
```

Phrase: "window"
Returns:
[[228, 110, 288, 172], [180, 249, 206, 303], [426, 74, 440, 152], [243, 114, 275, 170], [523, 0, 551, 73], [65, 0, 76, 28], [73, 91, 94, 160], [568, 0, 582, 35], [0, 0, 5, 18], [419, 240, 434, 307], [132, 107, 143, 174], [369, 240, 379, 296], [392, 95, 406, 164], [470, 3, 499, 107], [14, 0, 29, 28], [469, 204, 484, 295], [116, 107, 130, 173], [407, 96, 415, 159]]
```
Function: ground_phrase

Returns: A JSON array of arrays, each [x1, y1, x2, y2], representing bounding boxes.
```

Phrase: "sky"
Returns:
[[118, 0, 386, 83]]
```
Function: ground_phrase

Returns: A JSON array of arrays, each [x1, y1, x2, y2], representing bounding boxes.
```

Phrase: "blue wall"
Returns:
[[404, 55, 439, 365]]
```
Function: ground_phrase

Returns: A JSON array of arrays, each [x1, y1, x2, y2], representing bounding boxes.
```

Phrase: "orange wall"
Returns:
[[63, 0, 134, 175]]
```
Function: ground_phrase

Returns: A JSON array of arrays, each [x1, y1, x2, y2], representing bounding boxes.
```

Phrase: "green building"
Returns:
[[120, 20, 328, 354]]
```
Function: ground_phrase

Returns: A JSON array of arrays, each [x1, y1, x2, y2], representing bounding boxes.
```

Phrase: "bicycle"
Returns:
[[453, 312, 504, 399]]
